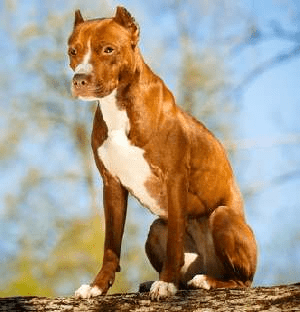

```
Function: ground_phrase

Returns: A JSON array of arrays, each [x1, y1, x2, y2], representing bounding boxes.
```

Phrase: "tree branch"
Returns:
[[234, 45, 300, 94], [0, 284, 299, 311]]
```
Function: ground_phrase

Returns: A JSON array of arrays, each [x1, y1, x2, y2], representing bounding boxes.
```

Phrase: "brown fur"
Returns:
[[68, 6, 257, 297]]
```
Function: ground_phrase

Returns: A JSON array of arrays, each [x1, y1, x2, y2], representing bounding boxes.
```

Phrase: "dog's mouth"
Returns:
[[72, 85, 105, 100], [71, 74, 115, 100]]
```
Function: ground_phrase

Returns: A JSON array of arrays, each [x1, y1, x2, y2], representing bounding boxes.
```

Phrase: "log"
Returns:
[[0, 284, 299, 311]]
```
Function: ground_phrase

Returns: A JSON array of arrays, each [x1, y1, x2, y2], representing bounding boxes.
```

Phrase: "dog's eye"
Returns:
[[103, 46, 114, 54], [69, 47, 77, 56]]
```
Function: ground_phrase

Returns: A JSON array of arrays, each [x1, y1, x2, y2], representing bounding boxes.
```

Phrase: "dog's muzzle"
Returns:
[[72, 73, 95, 98], [73, 73, 89, 88]]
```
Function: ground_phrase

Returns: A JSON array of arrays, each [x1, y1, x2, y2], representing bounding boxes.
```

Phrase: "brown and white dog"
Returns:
[[68, 6, 257, 300]]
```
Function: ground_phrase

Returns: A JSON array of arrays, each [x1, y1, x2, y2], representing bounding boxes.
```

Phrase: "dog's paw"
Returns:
[[150, 281, 177, 301], [187, 274, 211, 290], [74, 284, 103, 299]]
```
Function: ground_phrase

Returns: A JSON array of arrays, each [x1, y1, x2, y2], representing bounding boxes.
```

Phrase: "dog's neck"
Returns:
[[97, 90, 130, 135], [122, 48, 159, 93]]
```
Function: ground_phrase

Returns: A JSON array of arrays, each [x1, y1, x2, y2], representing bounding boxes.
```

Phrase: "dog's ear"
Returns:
[[74, 10, 84, 28], [114, 6, 140, 48]]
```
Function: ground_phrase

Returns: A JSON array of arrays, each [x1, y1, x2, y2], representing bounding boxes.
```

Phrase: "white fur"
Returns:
[[98, 90, 129, 133], [78, 95, 99, 101], [180, 252, 199, 275], [74, 284, 103, 299], [187, 274, 211, 290], [150, 281, 177, 300], [97, 90, 166, 217], [75, 63, 93, 74], [75, 39, 93, 74]]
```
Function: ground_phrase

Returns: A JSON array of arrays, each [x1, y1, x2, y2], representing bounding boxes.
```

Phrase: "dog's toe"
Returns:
[[187, 274, 211, 290], [75, 284, 103, 299], [150, 281, 177, 300]]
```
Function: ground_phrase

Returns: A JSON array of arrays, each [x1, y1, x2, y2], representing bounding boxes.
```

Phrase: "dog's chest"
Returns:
[[97, 91, 166, 217]]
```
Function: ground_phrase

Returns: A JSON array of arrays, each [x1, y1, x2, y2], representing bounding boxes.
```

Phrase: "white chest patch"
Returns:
[[97, 90, 165, 217]]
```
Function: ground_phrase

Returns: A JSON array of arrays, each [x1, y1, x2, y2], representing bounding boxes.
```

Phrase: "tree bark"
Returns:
[[0, 284, 299, 311]]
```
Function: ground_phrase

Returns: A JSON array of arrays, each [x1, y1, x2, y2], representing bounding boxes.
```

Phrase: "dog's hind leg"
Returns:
[[145, 219, 167, 276], [143, 218, 204, 291], [188, 206, 257, 289]]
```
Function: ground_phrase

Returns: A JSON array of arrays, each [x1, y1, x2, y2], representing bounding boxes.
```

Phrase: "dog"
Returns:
[[68, 6, 257, 300]]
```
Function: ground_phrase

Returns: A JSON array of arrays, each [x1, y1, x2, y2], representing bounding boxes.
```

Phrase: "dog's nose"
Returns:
[[72, 73, 89, 88]]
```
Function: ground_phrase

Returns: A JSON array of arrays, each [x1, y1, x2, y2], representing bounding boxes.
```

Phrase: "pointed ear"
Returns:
[[74, 10, 84, 28], [114, 6, 140, 48]]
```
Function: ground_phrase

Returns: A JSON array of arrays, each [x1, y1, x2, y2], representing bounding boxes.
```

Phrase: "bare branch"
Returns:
[[234, 45, 300, 94], [225, 134, 300, 150], [0, 285, 299, 311], [244, 170, 300, 197]]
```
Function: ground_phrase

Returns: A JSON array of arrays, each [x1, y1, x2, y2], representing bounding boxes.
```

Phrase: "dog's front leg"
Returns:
[[150, 173, 186, 300], [75, 173, 128, 299]]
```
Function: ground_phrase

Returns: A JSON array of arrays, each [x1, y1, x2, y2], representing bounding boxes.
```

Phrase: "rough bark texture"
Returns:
[[0, 284, 299, 311]]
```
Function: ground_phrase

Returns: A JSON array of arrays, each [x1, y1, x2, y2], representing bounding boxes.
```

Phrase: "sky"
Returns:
[[0, 0, 299, 294], [234, 0, 300, 284]]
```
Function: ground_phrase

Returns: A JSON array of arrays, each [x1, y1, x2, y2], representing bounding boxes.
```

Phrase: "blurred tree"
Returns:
[[0, 0, 132, 296], [0, 0, 159, 297], [162, 0, 247, 145]]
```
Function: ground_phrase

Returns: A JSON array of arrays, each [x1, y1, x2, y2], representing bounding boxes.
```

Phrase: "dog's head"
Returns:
[[68, 7, 140, 100]]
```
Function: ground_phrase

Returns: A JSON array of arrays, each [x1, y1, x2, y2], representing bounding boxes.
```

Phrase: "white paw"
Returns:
[[187, 274, 211, 290], [74, 284, 103, 299], [150, 281, 177, 300]]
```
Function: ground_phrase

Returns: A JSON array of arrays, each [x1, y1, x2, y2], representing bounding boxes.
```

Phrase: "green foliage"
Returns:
[[1, 256, 54, 297], [0, 215, 133, 297], [46, 214, 131, 295], [179, 48, 234, 142]]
